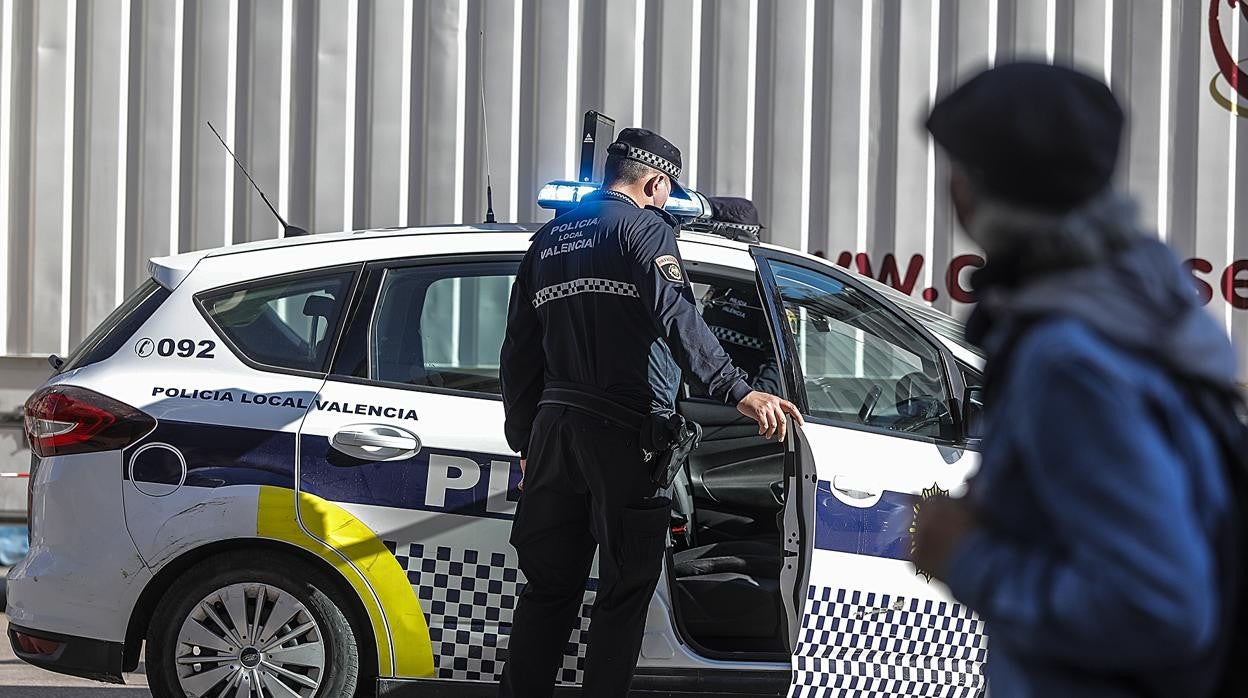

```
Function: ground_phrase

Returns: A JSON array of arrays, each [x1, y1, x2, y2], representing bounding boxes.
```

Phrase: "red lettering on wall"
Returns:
[[1221, 259, 1248, 310], [832, 251, 1244, 310], [863, 254, 924, 295], [1185, 258, 1215, 305], [945, 254, 986, 303]]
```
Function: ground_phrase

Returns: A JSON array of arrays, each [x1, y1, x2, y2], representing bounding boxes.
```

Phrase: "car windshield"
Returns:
[[851, 273, 986, 361]]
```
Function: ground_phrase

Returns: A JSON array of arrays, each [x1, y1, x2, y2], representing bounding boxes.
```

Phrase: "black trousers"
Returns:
[[499, 405, 672, 698]]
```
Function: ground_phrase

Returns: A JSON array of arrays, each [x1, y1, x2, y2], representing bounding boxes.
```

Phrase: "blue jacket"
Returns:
[[946, 238, 1237, 697]]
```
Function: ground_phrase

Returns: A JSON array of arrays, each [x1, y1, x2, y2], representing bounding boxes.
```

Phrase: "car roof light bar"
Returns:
[[536, 181, 598, 207], [536, 180, 710, 220]]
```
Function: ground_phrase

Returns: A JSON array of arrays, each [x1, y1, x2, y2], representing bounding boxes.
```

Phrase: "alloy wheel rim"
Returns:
[[174, 582, 326, 697]]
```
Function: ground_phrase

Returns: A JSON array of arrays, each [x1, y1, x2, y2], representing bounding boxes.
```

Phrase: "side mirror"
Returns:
[[962, 387, 985, 440]]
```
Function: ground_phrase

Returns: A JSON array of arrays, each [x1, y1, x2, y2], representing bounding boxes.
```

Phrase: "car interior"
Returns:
[[668, 274, 790, 658], [200, 274, 351, 372], [770, 262, 958, 442], [667, 269, 965, 658], [369, 268, 511, 393]]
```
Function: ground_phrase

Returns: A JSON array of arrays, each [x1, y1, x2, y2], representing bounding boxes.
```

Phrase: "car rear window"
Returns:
[[60, 279, 170, 373], [199, 269, 356, 373]]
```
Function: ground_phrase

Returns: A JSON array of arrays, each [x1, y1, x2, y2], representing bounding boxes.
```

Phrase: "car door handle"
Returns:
[[832, 474, 879, 499], [335, 430, 417, 450], [330, 425, 421, 461]]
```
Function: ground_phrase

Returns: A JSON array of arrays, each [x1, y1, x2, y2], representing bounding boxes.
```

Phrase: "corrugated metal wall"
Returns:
[[0, 0, 1245, 372]]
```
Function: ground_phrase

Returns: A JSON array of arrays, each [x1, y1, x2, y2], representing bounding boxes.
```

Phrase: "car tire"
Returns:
[[146, 550, 360, 698]]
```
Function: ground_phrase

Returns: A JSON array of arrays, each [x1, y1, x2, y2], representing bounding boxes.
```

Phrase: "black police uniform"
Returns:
[[695, 197, 779, 395], [700, 286, 782, 395], [499, 165, 751, 695]]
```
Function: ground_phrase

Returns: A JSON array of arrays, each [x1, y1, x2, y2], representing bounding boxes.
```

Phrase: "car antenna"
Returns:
[[206, 121, 309, 237], [479, 30, 496, 224]]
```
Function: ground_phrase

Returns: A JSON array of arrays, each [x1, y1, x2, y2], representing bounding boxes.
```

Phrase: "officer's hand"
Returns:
[[519, 458, 526, 491], [736, 391, 804, 441]]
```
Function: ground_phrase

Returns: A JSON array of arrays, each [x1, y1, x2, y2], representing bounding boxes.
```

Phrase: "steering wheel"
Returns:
[[889, 396, 950, 434], [858, 385, 883, 424]]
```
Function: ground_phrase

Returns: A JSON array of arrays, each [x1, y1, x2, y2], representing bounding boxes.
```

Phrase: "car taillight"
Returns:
[[23, 386, 155, 458]]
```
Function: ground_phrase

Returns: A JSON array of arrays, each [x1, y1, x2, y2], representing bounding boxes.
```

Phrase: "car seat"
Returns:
[[671, 538, 785, 652], [668, 403, 787, 654]]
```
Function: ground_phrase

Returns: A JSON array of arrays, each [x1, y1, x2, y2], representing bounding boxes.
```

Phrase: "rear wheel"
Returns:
[[146, 551, 359, 698]]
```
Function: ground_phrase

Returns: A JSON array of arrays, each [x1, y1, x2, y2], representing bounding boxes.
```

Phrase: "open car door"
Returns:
[[665, 264, 800, 660], [752, 250, 988, 697]]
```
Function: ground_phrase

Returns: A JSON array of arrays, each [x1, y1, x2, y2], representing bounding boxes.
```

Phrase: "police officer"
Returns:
[[698, 197, 782, 395], [699, 285, 779, 392], [499, 128, 802, 697]]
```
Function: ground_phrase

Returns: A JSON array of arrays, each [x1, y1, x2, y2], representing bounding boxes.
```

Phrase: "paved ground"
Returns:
[[0, 615, 149, 697]]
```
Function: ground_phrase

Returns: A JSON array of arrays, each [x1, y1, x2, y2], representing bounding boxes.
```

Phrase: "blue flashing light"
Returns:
[[537, 181, 598, 209], [537, 180, 710, 219], [663, 189, 709, 218]]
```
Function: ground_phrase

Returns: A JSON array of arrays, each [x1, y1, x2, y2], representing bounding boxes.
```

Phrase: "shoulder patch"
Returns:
[[654, 255, 684, 283]]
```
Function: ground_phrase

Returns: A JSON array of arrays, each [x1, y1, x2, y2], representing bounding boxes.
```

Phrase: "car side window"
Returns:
[[369, 262, 516, 395], [200, 270, 354, 373], [769, 261, 955, 440]]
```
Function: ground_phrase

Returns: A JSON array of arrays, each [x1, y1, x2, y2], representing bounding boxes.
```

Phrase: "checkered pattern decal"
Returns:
[[619, 145, 681, 179], [711, 325, 767, 350], [532, 278, 640, 308], [789, 587, 987, 698], [384, 541, 595, 684]]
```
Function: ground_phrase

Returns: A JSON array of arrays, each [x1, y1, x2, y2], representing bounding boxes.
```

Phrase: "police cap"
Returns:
[[926, 62, 1124, 212], [608, 128, 687, 195], [708, 197, 761, 227]]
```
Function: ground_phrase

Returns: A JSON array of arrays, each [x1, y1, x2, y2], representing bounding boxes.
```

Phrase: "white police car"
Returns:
[[9, 184, 987, 697]]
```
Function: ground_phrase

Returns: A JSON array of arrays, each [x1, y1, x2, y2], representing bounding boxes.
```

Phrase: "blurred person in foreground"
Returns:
[[910, 62, 1240, 697]]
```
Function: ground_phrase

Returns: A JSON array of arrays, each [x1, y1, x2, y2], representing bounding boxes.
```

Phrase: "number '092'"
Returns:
[[152, 338, 215, 358]]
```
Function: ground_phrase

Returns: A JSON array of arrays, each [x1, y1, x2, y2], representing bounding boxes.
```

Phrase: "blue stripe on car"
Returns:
[[125, 420, 296, 489], [812, 479, 917, 561], [132, 423, 918, 564]]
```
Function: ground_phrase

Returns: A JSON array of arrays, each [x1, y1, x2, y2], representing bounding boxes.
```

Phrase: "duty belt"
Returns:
[[538, 383, 645, 431], [537, 383, 701, 488]]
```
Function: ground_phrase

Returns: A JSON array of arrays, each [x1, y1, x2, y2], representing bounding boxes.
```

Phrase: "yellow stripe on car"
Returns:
[[256, 485, 435, 678]]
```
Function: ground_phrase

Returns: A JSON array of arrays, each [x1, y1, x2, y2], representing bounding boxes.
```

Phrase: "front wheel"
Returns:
[[145, 550, 360, 698]]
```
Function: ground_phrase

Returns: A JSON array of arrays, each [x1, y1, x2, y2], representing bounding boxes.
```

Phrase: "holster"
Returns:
[[643, 412, 703, 488], [538, 384, 702, 488]]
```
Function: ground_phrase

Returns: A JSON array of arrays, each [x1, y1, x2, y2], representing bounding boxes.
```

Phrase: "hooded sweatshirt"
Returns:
[[946, 232, 1237, 697]]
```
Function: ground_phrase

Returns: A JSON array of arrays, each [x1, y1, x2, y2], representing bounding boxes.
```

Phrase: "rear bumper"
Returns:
[[8, 623, 125, 684], [6, 450, 150, 641]]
